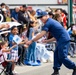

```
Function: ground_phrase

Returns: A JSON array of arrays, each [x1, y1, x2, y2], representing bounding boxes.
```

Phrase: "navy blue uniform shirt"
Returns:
[[42, 18, 70, 42]]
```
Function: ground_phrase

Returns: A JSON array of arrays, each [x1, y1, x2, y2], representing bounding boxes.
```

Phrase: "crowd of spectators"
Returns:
[[0, 2, 76, 75]]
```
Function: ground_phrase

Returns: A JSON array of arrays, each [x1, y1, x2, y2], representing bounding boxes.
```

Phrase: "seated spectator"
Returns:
[[1, 8, 7, 22], [6, 6, 11, 22], [18, 5, 30, 34], [54, 14, 63, 26], [72, 24, 76, 53], [36, 33, 54, 63], [20, 24, 27, 39], [67, 24, 76, 57], [45, 7, 53, 13], [18, 25, 28, 65], [72, 24, 76, 37], [0, 3, 6, 9], [0, 41, 17, 75], [0, 3, 11, 22], [55, 8, 67, 29], [1, 30, 10, 41], [18, 5, 30, 25], [60, 9, 68, 29], [36, 42, 53, 63], [0, 24, 10, 29], [11, 6, 20, 22], [48, 11, 54, 18], [29, 9, 37, 22]]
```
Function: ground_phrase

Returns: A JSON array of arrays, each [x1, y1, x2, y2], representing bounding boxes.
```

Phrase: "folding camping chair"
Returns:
[[0, 51, 8, 75]]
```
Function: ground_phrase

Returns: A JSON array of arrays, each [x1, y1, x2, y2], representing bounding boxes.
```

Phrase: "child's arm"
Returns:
[[2, 45, 17, 52], [18, 37, 28, 45], [5, 59, 14, 63], [9, 45, 17, 50], [12, 42, 17, 45]]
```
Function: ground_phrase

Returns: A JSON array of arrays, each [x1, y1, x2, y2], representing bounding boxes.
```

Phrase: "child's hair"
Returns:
[[0, 41, 7, 49], [11, 26, 17, 31], [27, 21, 34, 38]]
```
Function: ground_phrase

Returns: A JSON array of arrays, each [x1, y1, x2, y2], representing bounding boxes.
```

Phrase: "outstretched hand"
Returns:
[[4, 23, 10, 28], [24, 44, 28, 48], [26, 40, 32, 45]]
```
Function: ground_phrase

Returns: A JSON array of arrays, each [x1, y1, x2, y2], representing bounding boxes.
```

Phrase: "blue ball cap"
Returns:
[[37, 11, 48, 19], [36, 9, 42, 15]]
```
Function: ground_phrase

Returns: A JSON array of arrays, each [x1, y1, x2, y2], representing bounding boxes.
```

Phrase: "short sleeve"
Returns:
[[30, 28, 34, 33], [9, 35, 13, 42], [9, 34, 14, 44], [42, 24, 49, 32], [28, 28, 34, 40]]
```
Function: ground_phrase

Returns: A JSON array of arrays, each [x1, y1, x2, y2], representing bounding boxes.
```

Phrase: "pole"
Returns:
[[68, 0, 73, 26]]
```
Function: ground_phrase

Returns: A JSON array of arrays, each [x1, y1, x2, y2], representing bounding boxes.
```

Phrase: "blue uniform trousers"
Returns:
[[53, 41, 76, 70]]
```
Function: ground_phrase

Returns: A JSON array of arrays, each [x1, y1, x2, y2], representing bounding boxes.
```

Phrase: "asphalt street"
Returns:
[[0, 56, 76, 75], [15, 57, 76, 75]]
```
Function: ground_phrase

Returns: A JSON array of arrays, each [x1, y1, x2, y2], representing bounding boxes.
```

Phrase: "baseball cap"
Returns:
[[37, 11, 48, 19], [36, 9, 42, 15]]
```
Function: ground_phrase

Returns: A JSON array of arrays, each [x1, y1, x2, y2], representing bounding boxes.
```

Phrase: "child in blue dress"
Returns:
[[26, 21, 39, 66]]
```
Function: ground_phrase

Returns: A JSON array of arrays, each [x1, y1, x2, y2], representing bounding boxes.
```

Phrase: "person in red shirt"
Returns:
[[61, 12, 67, 29], [55, 9, 67, 29]]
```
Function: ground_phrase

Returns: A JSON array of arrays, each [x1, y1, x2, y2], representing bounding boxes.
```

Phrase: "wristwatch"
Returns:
[[31, 40, 34, 42]]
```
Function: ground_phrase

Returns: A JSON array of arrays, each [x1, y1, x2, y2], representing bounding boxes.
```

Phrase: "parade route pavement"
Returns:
[[15, 56, 76, 75], [0, 56, 76, 75]]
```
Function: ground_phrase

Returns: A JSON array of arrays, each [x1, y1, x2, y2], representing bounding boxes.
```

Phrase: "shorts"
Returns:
[[11, 50, 18, 62]]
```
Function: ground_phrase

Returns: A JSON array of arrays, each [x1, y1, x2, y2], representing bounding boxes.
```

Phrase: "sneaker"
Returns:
[[10, 73, 14, 75], [22, 61, 25, 65], [51, 72, 60, 75], [5, 71, 9, 75], [12, 71, 18, 74], [31, 61, 41, 66], [72, 68, 76, 75], [18, 63, 23, 66], [26, 61, 33, 65]]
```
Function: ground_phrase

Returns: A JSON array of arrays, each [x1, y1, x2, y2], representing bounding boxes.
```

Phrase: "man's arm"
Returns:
[[26, 31, 47, 45], [32, 31, 47, 42], [0, 24, 4, 29], [0, 24, 9, 29], [42, 37, 56, 43]]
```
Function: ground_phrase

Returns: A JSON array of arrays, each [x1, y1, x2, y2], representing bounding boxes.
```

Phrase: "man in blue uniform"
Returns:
[[26, 11, 76, 75]]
